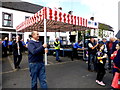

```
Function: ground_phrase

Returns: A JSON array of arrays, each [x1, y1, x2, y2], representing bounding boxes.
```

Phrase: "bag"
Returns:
[[111, 72, 120, 89]]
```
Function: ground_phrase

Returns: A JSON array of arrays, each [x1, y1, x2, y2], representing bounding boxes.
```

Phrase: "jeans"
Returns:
[[107, 53, 112, 69], [29, 62, 48, 90], [88, 53, 97, 71], [56, 49, 60, 61]]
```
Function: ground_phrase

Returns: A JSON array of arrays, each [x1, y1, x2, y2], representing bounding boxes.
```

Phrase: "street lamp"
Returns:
[[68, 11, 73, 15], [58, 7, 62, 10]]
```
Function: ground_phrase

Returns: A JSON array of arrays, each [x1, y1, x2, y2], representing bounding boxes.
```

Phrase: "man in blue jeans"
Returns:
[[28, 31, 48, 90], [88, 37, 98, 72]]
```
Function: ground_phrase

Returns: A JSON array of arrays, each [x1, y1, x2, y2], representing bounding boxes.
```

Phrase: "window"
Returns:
[[25, 16, 30, 20], [60, 36, 67, 45], [2, 12, 13, 27]]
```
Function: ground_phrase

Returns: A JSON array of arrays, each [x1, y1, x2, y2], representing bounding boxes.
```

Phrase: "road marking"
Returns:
[[1, 60, 80, 75], [47, 61, 54, 65], [7, 56, 15, 70], [0, 70, 15, 74]]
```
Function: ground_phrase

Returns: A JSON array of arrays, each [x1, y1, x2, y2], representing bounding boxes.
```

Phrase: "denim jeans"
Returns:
[[56, 49, 60, 61], [29, 62, 48, 90], [88, 53, 97, 71]]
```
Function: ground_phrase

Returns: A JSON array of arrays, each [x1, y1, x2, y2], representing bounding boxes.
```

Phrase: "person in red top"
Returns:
[[110, 42, 120, 76]]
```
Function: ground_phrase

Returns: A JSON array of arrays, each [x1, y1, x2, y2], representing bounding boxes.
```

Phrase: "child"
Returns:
[[96, 44, 107, 86]]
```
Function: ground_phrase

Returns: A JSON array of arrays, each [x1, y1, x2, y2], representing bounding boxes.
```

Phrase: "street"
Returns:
[[1, 53, 113, 89]]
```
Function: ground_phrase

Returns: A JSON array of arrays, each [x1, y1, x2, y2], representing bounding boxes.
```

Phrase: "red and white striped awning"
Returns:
[[16, 7, 98, 32]]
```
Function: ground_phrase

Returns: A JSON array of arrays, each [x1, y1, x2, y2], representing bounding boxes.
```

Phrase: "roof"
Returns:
[[1, 1, 43, 13], [16, 7, 98, 32], [116, 30, 120, 39]]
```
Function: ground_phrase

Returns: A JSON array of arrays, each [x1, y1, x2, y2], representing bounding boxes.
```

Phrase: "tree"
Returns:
[[98, 23, 113, 38]]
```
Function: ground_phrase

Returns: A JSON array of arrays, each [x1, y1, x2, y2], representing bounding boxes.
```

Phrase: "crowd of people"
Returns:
[[87, 37, 120, 88], [1, 32, 120, 89]]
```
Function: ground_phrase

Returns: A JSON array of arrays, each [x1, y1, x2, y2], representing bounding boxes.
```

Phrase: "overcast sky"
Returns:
[[21, 0, 120, 35]]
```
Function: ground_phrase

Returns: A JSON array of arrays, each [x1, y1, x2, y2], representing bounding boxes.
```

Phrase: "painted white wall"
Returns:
[[0, 7, 34, 29], [24, 32, 69, 44]]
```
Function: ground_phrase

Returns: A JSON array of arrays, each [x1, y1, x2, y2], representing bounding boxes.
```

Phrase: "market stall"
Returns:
[[16, 7, 98, 65]]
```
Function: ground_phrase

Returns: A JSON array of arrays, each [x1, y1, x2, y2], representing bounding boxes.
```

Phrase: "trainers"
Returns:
[[97, 81, 105, 86], [96, 80, 99, 83]]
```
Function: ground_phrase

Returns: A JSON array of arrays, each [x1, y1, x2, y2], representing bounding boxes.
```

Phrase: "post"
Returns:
[[16, 31, 20, 55], [76, 31, 78, 42], [44, 18, 47, 65]]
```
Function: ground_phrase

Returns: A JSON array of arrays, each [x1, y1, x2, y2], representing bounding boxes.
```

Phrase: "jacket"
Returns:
[[28, 40, 45, 63], [12, 40, 23, 55]]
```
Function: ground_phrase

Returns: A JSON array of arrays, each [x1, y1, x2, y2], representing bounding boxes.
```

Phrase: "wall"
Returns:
[[0, 7, 34, 29]]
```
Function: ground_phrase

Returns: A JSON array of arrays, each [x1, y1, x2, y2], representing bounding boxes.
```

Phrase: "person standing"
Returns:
[[96, 44, 107, 86], [87, 37, 98, 72], [28, 31, 48, 90], [99, 38, 108, 67], [8, 39, 13, 55], [71, 40, 82, 61], [107, 37, 113, 70], [107, 37, 119, 70], [99, 38, 108, 53], [12, 35, 23, 69], [2, 37, 8, 57], [111, 42, 120, 76], [54, 37, 61, 62]]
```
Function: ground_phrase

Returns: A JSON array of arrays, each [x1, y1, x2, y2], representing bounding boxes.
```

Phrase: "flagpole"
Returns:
[[44, 7, 47, 65]]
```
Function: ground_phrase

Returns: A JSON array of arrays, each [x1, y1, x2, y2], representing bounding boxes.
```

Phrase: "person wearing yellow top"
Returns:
[[96, 44, 107, 86], [54, 37, 61, 62]]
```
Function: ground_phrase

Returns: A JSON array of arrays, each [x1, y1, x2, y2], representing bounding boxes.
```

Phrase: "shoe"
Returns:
[[16, 66, 21, 69], [58, 60, 62, 62], [96, 80, 99, 83], [88, 69, 93, 72], [13, 68, 18, 71], [97, 81, 105, 86], [17, 66, 21, 69]]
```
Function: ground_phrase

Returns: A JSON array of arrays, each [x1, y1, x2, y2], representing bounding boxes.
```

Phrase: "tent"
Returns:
[[16, 7, 98, 65]]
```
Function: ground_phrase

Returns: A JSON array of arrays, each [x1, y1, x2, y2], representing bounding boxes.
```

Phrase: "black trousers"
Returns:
[[71, 48, 78, 61], [107, 52, 112, 69], [3, 47, 8, 57], [13, 55, 22, 68], [96, 63, 106, 81]]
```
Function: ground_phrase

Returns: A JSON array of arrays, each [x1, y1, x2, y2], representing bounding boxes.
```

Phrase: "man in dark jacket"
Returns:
[[28, 31, 48, 90], [12, 35, 23, 69], [88, 37, 98, 71]]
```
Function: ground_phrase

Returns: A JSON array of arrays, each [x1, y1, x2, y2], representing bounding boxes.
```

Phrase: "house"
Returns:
[[0, 1, 43, 41], [0, 1, 72, 45]]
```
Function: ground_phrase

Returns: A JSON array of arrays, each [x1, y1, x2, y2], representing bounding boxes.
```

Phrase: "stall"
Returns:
[[16, 7, 98, 65]]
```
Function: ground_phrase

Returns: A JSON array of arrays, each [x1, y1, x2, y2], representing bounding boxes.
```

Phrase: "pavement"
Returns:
[[1, 52, 113, 89]]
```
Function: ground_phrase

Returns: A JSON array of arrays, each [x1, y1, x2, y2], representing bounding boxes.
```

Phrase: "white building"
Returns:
[[0, 1, 74, 45]]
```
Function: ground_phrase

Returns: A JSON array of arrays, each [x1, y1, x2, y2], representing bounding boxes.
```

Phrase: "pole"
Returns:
[[44, 18, 47, 65], [16, 31, 20, 55]]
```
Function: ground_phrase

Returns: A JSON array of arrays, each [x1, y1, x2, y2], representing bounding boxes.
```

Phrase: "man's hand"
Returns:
[[43, 43, 47, 48], [16, 40, 18, 43], [45, 48, 48, 53]]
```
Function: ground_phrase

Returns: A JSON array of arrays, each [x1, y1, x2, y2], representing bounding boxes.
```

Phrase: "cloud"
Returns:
[[80, 0, 119, 34]]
